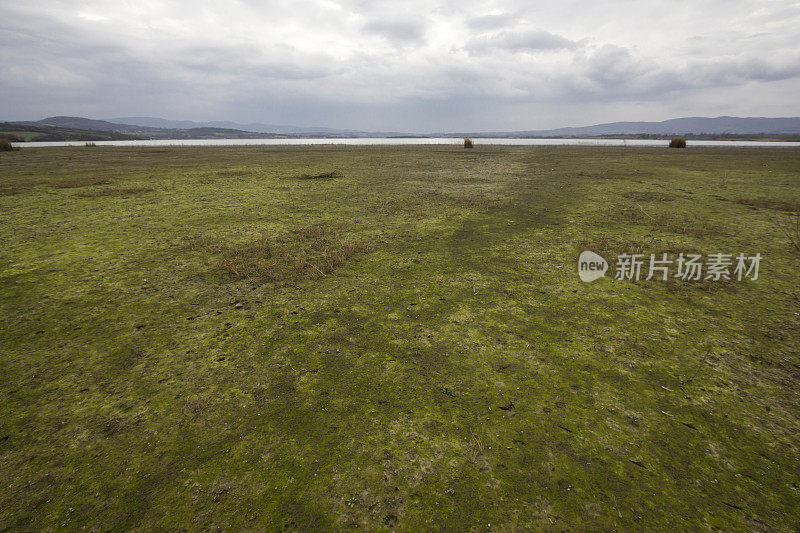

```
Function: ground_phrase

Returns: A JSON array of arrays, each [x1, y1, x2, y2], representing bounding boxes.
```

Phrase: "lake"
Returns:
[[12, 137, 800, 148]]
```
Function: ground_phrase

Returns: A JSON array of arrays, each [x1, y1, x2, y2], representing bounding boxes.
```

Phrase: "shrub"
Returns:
[[85, 142, 97, 147], [669, 137, 687, 148], [463, 137, 473, 148], [0, 138, 19, 151]]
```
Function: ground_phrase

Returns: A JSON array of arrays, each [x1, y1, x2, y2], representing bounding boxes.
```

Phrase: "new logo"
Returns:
[[578, 251, 608, 282]]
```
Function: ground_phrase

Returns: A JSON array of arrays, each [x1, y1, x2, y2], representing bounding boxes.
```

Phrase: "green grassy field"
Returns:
[[1, 145, 799, 530]]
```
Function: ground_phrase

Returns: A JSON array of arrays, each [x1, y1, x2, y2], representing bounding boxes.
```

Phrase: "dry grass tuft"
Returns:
[[52, 176, 112, 189], [217, 237, 273, 279], [192, 224, 368, 284]]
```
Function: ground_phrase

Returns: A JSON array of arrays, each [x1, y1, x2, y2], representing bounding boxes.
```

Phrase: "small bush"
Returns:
[[669, 137, 687, 148], [463, 137, 473, 148], [85, 142, 97, 147], [0, 138, 19, 151]]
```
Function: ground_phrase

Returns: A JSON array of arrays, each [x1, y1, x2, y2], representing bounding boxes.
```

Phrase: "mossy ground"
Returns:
[[1, 145, 799, 530]]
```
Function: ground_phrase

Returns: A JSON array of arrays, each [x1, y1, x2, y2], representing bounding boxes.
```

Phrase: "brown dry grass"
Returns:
[[191, 224, 368, 284]]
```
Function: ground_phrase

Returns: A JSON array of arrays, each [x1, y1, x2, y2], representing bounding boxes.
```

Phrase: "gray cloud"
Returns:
[[1, 0, 799, 131], [465, 29, 578, 54], [174, 46, 335, 81], [362, 17, 428, 44]]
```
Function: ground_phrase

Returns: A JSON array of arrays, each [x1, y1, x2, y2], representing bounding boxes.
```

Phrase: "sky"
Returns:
[[2, 0, 799, 132]]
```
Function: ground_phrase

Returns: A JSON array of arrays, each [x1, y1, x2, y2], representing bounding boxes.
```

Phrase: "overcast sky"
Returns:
[[2, 0, 799, 131]]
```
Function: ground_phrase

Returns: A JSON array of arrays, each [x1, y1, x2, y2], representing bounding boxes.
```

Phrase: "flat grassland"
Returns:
[[1, 145, 799, 530]]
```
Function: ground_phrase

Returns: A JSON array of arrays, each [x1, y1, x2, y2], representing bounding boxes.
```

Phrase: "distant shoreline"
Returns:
[[11, 138, 800, 148]]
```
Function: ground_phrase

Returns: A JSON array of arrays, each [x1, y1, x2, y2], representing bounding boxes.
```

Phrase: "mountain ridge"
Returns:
[[25, 116, 286, 139], [479, 116, 800, 137], [108, 116, 367, 135]]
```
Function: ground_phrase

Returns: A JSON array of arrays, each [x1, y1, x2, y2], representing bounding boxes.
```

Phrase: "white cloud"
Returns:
[[465, 12, 519, 31]]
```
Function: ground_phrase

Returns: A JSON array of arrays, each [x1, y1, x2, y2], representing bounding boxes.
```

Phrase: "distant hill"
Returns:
[[452, 116, 800, 138], [35, 116, 131, 132], [108, 116, 370, 136], [28, 116, 288, 140], [0, 121, 144, 142]]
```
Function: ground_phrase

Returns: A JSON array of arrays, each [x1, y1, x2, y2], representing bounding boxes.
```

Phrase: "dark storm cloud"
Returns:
[[1, 0, 799, 131]]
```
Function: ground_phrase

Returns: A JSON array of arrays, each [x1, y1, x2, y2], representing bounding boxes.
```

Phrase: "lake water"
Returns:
[[13, 138, 800, 148]]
